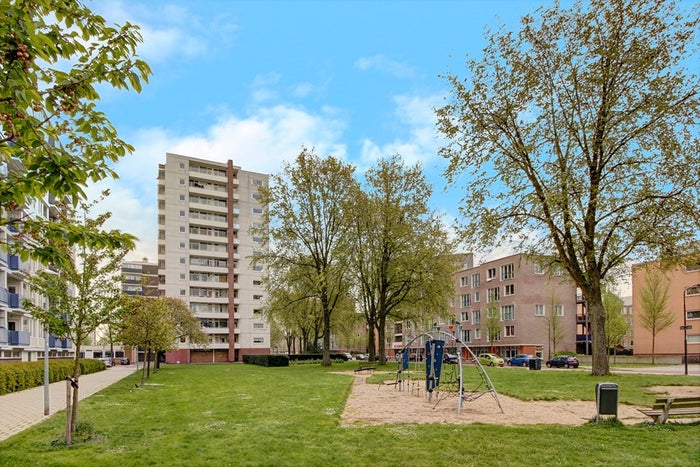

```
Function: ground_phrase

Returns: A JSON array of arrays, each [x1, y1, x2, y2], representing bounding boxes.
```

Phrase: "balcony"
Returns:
[[8, 292, 19, 308], [0, 287, 7, 305], [8, 254, 19, 270], [9, 330, 30, 346], [0, 327, 7, 345]]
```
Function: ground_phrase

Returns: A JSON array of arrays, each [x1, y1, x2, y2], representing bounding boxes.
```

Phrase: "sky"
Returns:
[[84, 0, 568, 263]]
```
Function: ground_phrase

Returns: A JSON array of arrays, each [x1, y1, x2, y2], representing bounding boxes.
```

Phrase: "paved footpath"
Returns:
[[0, 364, 137, 442]]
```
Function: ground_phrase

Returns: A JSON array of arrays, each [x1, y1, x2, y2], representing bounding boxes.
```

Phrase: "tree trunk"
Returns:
[[322, 309, 331, 366], [587, 289, 610, 376], [377, 316, 387, 365]]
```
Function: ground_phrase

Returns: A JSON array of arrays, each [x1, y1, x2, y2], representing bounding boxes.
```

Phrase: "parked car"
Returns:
[[443, 353, 459, 364], [508, 354, 535, 367], [546, 355, 579, 368], [343, 353, 353, 361], [478, 353, 505, 367], [354, 353, 368, 361], [98, 357, 112, 367], [120, 357, 130, 365]]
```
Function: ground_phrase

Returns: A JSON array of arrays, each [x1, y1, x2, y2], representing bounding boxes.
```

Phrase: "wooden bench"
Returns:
[[638, 396, 700, 423], [354, 366, 375, 374]]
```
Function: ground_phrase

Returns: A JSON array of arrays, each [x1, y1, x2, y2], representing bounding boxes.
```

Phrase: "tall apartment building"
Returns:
[[632, 261, 700, 362], [448, 253, 578, 360], [0, 161, 74, 362], [121, 258, 159, 297], [157, 153, 270, 363]]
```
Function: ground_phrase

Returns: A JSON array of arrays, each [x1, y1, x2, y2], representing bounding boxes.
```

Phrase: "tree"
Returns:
[[603, 287, 629, 361], [436, 0, 700, 375], [485, 303, 500, 353], [638, 268, 674, 364], [22, 202, 132, 445], [348, 155, 456, 365], [0, 0, 151, 263], [118, 296, 207, 386], [255, 147, 357, 366]]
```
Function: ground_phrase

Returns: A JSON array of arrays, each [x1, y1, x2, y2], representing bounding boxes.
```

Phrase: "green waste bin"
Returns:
[[596, 382, 618, 423], [529, 358, 541, 370]]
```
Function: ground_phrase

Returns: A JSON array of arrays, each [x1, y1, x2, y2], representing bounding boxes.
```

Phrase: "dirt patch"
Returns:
[[340, 373, 699, 426]]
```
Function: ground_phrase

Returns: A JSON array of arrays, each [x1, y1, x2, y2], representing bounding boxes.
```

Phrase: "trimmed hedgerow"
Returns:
[[0, 359, 106, 395], [242, 354, 289, 367]]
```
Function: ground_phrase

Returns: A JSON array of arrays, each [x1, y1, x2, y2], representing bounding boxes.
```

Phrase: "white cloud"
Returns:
[[88, 104, 347, 261], [354, 54, 415, 78]]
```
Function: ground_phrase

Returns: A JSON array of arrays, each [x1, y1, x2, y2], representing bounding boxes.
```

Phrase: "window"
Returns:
[[463, 329, 471, 343], [253, 294, 263, 300], [461, 312, 469, 322], [252, 236, 263, 243], [179, 194, 185, 201], [179, 178, 185, 185], [252, 265, 263, 271], [179, 162, 185, 169], [179, 257, 186, 264], [504, 284, 515, 296], [460, 294, 471, 308], [686, 285, 700, 296], [252, 207, 263, 215], [500, 263, 514, 280], [487, 287, 500, 303], [179, 210, 186, 217], [179, 273, 186, 280], [534, 263, 545, 275], [253, 323, 264, 329], [180, 226, 186, 232], [504, 325, 515, 337], [554, 304, 564, 316], [180, 289, 186, 296], [474, 291, 480, 303], [251, 193, 260, 200], [253, 337, 264, 344], [474, 328, 481, 339], [179, 242, 185, 248], [252, 179, 263, 186], [501, 304, 515, 321], [253, 280, 262, 286], [487, 268, 496, 280], [472, 310, 481, 324], [686, 310, 700, 319], [472, 273, 480, 288], [535, 304, 545, 316]]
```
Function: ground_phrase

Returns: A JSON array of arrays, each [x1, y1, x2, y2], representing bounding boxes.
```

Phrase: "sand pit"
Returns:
[[340, 372, 699, 426]]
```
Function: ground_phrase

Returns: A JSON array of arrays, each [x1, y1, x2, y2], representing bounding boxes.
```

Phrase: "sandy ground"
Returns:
[[340, 372, 700, 426]]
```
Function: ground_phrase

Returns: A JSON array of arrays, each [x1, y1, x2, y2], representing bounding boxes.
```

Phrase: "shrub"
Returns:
[[242, 354, 289, 367], [0, 359, 106, 395]]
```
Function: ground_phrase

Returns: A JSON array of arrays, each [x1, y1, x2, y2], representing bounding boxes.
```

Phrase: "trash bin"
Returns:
[[529, 358, 541, 370], [596, 382, 618, 423]]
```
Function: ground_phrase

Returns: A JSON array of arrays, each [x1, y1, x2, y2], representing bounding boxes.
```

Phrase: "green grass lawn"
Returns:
[[1, 362, 698, 466]]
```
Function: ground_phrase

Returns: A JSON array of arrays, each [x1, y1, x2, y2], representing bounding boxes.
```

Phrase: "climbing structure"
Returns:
[[399, 324, 504, 415]]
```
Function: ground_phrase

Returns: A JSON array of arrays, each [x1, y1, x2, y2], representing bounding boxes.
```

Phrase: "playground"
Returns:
[[341, 372, 658, 426]]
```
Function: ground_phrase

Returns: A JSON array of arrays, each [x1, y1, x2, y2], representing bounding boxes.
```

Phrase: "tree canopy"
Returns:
[[437, 0, 699, 375], [0, 0, 151, 261]]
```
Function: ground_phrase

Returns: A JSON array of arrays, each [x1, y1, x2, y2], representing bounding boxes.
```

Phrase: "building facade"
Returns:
[[121, 258, 159, 297], [448, 253, 578, 360], [0, 160, 74, 362], [157, 153, 270, 363], [632, 261, 700, 362]]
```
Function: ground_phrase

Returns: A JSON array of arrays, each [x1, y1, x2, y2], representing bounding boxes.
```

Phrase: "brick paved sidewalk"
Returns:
[[0, 364, 137, 442]]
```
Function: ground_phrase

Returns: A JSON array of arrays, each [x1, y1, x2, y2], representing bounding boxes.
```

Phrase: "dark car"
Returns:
[[546, 355, 579, 368], [508, 354, 535, 367], [443, 353, 459, 364]]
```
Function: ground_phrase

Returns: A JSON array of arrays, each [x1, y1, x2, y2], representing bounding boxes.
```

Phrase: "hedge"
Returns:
[[242, 354, 289, 367], [0, 359, 106, 395]]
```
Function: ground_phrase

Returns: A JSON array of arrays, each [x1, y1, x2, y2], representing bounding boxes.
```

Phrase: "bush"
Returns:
[[242, 355, 289, 367], [0, 359, 106, 395], [288, 353, 349, 362]]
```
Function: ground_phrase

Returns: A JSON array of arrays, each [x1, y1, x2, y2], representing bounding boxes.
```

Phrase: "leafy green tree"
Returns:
[[638, 268, 674, 364], [485, 304, 500, 354], [348, 155, 456, 364], [437, 0, 700, 375], [255, 147, 357, 366], [22, 203, 132, 445], [0, 0, 151, 263], [118, 296, 207, 386], [603, 287, 629, 361]]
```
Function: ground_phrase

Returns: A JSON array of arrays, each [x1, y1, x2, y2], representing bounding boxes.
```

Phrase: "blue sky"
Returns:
[[85, 0, 566, 262]]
